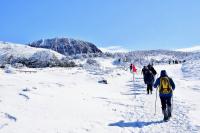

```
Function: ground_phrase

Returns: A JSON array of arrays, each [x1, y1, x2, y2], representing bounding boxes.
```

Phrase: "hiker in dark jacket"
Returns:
[[130, 63, 133, 72], [142, 66, 155, 94], [154, 70, 175, 121]]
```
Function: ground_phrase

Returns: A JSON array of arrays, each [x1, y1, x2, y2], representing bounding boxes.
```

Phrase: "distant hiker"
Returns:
[[130, 64, 137, 81], [154, 70, 175, 121], [132, 64, 137, 73], [142, 65, 156, 94], [130, 63, 133, 72]]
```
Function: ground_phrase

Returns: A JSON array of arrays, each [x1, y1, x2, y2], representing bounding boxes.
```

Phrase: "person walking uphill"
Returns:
[[142, 65, 156, 94], [130, 63, 133, 72], [130, 64, 137, 81], [154, 70, 175, 121]]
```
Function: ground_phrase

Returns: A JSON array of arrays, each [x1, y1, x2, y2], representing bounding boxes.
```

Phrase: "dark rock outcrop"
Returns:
[[28, 38, 102, 56]]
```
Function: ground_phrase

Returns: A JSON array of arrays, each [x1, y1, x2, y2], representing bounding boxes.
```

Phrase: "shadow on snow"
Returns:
[[108, 120, 163, 128], [122, 83, 146, 96]]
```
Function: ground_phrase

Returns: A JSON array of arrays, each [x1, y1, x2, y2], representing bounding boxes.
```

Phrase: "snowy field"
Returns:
[[0, 59, 200, 133]]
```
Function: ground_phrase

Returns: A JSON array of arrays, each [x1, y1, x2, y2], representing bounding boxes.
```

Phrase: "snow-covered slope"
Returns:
[[0, 42, 75, 68], [0, 56, 200, 132], [181, 52, 200, 80], [0, 41, 64, 58]]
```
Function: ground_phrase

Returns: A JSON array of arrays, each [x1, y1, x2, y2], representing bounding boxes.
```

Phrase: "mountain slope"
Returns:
[[0, 41, 75, 68], [28, 38, 102, 56], [0, 58, 200, 132]]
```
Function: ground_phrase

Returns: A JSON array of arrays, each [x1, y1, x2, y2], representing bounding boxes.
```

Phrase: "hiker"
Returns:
[[131, 64, 137, 81], [130, 63, 133, 72], [142, 65, 155, 94], [141, 66, 148, 78], [154, 70, 175, 121]]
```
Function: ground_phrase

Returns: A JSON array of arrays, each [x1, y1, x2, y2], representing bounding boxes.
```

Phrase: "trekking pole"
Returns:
[[172, 91, 174, 112], [154, 87, 158, 115]]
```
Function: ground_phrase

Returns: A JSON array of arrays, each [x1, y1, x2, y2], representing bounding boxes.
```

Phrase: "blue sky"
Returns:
[[0, 0, 200, 50]]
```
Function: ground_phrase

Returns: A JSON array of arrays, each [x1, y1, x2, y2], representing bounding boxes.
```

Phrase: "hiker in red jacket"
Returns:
[[131, 64, 137, 81]]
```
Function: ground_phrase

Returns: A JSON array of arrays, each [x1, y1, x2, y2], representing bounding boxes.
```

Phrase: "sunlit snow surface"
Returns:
[[0, 42, 200, 132], [0, 55, 200, 133]]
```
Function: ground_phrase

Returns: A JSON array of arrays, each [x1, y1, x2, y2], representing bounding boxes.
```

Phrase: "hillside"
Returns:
[[0, 41, 75, 68], [28, 38, 102, 56], [0, 55, 200, 132]]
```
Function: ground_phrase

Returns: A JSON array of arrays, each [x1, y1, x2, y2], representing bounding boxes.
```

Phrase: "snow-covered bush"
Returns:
[[59, 57, 76, 67], [86, 59, 100, 66], [12, 63, 24, 68], [28, 51, 60, 68]]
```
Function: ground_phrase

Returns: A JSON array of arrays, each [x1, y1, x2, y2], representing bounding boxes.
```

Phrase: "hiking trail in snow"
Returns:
[[0, 63, 200, 133]]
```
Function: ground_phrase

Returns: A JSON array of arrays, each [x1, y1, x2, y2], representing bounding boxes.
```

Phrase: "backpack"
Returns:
[[151, 67, 157, 75], [159, 77, 172, 94], [148, 65, 157, 76], [144, 69, 154, 85]]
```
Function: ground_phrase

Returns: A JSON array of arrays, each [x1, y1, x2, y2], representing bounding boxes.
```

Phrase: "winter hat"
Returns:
[[160, 70, 168, 77]]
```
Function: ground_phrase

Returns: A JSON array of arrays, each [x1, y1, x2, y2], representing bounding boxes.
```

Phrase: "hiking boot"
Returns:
[[162, 110, 168, 121], [167, 106, 172, 118], [163, 116, 168, 121]]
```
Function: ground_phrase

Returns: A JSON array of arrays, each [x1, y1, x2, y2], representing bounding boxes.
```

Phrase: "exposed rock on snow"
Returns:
[[98, 79, 108, 84], [19, 93, 30, 100], [4, 113, 17, 122]]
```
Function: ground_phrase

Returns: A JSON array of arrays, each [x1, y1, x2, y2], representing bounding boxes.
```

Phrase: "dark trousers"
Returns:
[[147, 84, 152, 94], [160, 96, 172, 111]]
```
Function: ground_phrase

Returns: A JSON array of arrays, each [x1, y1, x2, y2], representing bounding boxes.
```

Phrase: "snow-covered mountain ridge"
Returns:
[[176, 45, 200, 52], [1, 39, 200, 71], [28, 37, 102, 56], [99, 46, 129, 53]]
